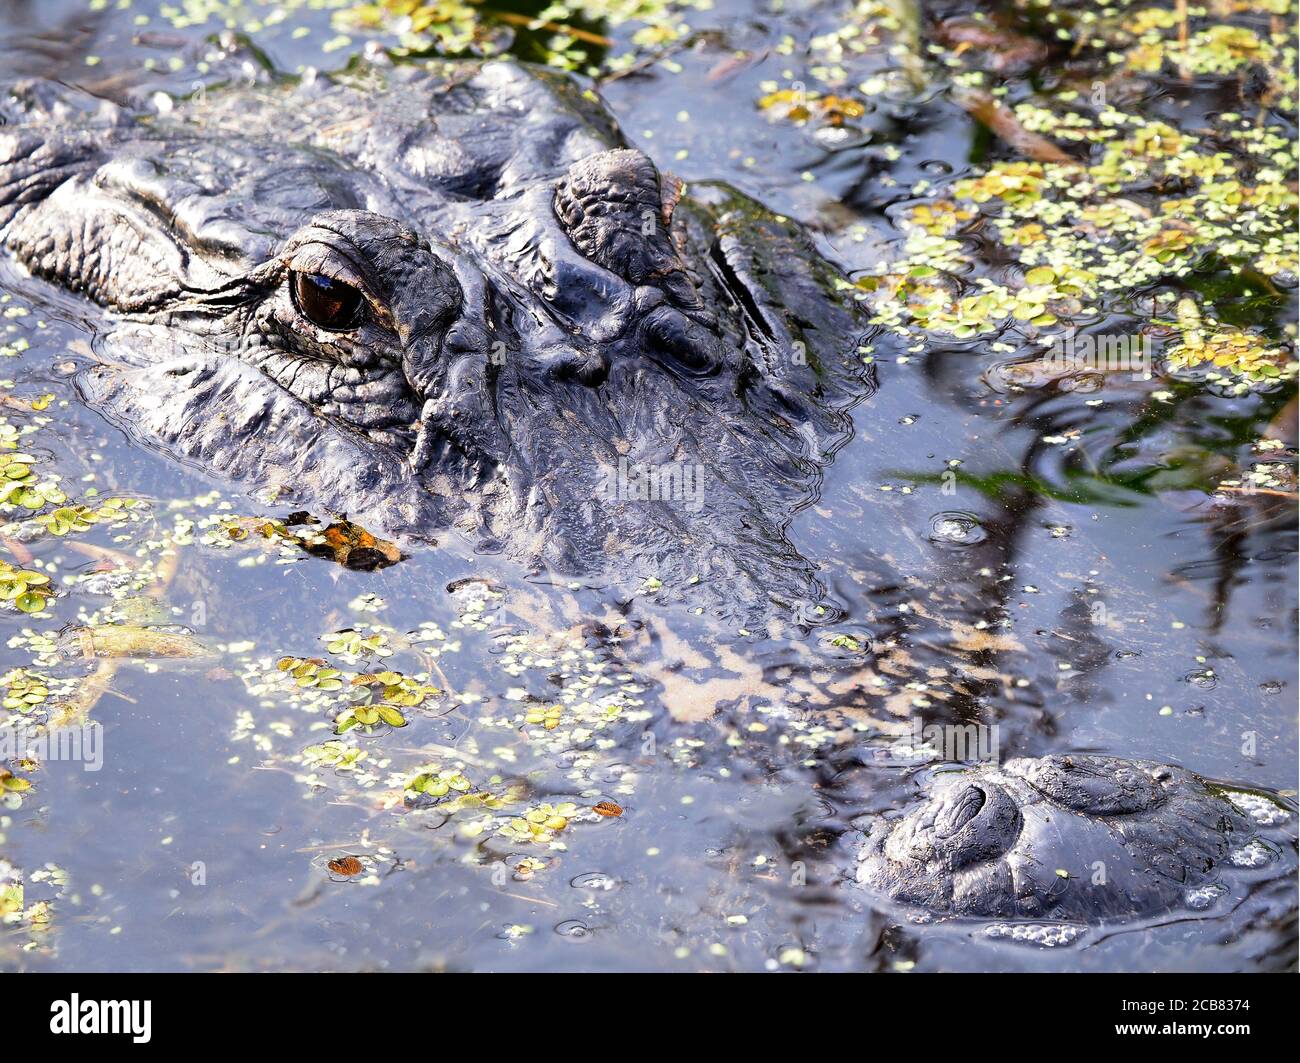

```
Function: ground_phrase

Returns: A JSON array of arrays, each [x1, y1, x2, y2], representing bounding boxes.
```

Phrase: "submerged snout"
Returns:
[[896, 773, 1024, 870]]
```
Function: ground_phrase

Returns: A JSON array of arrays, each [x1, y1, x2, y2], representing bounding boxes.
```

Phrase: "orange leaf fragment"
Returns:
[[327, 856, 364, 877]]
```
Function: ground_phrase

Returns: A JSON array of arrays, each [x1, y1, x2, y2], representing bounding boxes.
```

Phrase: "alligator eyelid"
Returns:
[[283, 244, 371, 292]]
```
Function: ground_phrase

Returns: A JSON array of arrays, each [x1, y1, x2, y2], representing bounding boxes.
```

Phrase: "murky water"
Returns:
[[1, 0, 1296, 971]]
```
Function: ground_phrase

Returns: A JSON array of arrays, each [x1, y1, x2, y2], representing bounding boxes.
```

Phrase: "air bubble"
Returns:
[[1184, 884, 1226, 911], [1228, 839, 1274, 868], [1226, 792, 1292, 827], [983, 922, 1082, 947], [928, 511, 988, 547], [570, 872, 619, 891], [554, 919, 594, 940]]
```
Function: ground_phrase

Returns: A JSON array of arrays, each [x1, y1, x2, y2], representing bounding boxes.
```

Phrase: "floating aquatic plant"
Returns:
[[0, 769, 32, 794], [324, 628, 392, 660], [301, 740, 367, 771], [276, 656, 346, 691], [34, 498, 140, 537], [326, 855, 365, 877], [1, 668, 49, 713], [0, 561, 53, 614], [499, 801, 579, 843], [0, 451, 65, 511], [334, 695, 409, 733], [862, 105, 1297, 382], [332, 0, 705, 76], [524, 703, 564, 730], [403, 765, 516, 813], [350, 670, 439, 707], [407, 767, 473, 798]]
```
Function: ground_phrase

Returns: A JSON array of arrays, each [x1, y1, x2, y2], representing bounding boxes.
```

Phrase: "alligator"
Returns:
[[856, 754, 1296, 930], [0, 57, 873, 615]]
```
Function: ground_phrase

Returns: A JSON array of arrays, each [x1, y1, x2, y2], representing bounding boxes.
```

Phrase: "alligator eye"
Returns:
[[292, 271, 364, 331]]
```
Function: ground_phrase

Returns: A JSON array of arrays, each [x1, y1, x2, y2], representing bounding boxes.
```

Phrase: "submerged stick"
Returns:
[[950, 86, 1078, 166]]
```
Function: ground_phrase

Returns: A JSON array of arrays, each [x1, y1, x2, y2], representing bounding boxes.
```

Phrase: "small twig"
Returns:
[[599, 39, 694, 85], [1175, 0, 1190, 80], [417, 648, 457, 702], [62, 540, 137, 567], [477, 883, 559, 909], [1, 535, 35, 566], [481, 10, 612, 48], [1216, 486, 1298, 500], [49, 659, 118, 728], [53, 543, 183, 724]]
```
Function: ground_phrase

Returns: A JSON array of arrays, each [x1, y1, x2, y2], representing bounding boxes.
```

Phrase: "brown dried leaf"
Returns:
[[307, 520, 402, 570], [327, 856, 364, 877]]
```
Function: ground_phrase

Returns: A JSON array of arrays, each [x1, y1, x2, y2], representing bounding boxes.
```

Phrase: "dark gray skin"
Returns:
[[0, 59, 871, 616], [857, 755, 1294, 924]]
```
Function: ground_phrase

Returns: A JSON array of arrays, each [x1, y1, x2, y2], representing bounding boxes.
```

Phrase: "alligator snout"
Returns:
[[859, 755, 1295, 924]]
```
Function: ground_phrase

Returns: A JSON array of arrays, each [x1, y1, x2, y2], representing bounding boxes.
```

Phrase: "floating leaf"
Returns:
[[525, 704, 563, 730], [0, 560, 54, 612]]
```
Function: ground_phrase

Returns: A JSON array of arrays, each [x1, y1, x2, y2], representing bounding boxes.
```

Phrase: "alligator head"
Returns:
[[0, 61, 871, 615]]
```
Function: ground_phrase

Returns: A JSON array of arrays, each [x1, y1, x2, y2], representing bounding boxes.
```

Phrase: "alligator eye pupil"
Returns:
[[292, 271, 363, 330]]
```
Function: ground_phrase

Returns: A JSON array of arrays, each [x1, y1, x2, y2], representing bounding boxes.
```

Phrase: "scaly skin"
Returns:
[[0, 59, 873, 618], [857, 754, 1293, 923]]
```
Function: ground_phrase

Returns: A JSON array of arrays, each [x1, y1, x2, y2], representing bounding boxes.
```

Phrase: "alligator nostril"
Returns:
[[935, 784, 986, 837], [640, 301, 726, 376], [442, 320, 489, 360], [556, 348, 608, 387]]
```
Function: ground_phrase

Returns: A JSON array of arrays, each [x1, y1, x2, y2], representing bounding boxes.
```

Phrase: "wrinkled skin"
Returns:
[[857, 755, 1293, 923], [0, 59, 872, 616]]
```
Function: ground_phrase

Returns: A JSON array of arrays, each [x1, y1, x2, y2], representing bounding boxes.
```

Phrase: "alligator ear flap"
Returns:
[[553, 148, 703, 313]]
